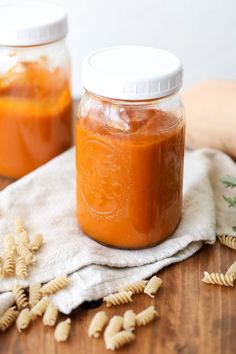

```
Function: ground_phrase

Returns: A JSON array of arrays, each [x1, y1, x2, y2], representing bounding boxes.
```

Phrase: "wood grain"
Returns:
[[0, 163, 236, 354]]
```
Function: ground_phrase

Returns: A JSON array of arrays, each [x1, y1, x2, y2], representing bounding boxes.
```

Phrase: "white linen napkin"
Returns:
[[0, 147, 235, 314]]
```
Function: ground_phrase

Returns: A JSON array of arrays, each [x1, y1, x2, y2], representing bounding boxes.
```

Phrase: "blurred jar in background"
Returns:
[[0, 1, 73, 179]]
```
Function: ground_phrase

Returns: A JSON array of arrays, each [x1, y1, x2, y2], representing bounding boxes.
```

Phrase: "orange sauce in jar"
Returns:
[[0, 61, 73, 178], [76, 101, 185, 249]]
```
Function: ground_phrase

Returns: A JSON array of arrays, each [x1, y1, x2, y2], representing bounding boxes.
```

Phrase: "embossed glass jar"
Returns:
[[76, 46, 185, 249], [0, 2, 72, 178]]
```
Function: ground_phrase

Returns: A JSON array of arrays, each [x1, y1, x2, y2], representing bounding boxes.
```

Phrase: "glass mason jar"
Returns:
[[0, 2, 73, 179], [76, 46, 185, 249]]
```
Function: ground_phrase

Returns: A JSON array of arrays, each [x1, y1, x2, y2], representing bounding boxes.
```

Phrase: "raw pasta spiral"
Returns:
[[0, 306, 19, 331], [119, 280, 148, 294], [225, 261, 236, 277], [29, 283, 41, 309], [14, 217, 26, 234], [40, 275, 69, 295], [54, 319, 71, 342], [3, 251, 15, 277], [136, 306, 158, 327], [18, 231, 29, 245], [31, 296, 50, 319], [15, 257, 28, 279], [123, 310, 136, 331], [144, 276, 162, 298], [103, 291, 133, 307], [43, 303, 58, 326], [17, 244, 35, 265], [13, 283, 29, 310], [16, 308, 32, 332], [104, 316, 123, 342], [3, 234, 16, 252], [29, 234, 43, 252], [201, 271, 235, 287], [105, 330, 135, 351], [88, 311, 108, 338], [218, 234, 236, 250]]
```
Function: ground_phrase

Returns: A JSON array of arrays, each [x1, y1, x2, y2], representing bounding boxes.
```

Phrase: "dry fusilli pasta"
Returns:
[[2, 251, 15, 277], [104, 316, 123, 342], [201, 271, 235, 287], [29, 283, 41, 309], [105, 330, 135, 351], [13, 283, 29, 310], [14, 217, 26, 234], [225, 261, 236, 277], [18, 231, 30, 245], [0, 306, 19, 331], [16, 308, 32, 332], [218, 234, 236, 250], [31, 296, 50, 319], [29, 234, 43, 252], [88, 311, 108, 338], [136, 306, 158, 327], [40, 275, 69, 296], [119, 280, 148, 294], [103, 291, 133, 307], [144, 276, 162, 298], [54, 319, 71, 342], [15, 257, 28, 279], [17, 244, 35, 265], [3, 234, 16, 252], [123, 310, 136, 331], [43, 303, 58, 326]]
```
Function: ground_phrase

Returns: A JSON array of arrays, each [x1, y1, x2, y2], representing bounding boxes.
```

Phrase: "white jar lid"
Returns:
[[82, 46, 183, 100], [0, 1, 67, 46]]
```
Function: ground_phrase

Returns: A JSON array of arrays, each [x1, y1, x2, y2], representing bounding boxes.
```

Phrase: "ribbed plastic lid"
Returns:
[[0, 1, 67, 46], [82, 46, 183, 100]]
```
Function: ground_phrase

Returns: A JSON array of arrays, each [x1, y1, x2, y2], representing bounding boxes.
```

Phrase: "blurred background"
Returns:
[[0, 0, 235, 97]]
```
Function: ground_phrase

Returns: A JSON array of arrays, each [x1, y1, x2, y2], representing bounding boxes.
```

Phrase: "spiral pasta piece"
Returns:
[[103, 291, 133, 307], [225, 261, 236, 277], [40, 275, 69, 296], [14, 217, 26, 234], [13, 283, 29, 310], [3, 251, 15, 277], [104, 316, 123, 342], [3, 234, 16, 252], [88, 311, 108, 338], [31, 296, 50, 319], [119, 280, 148, 294], [105, 330, 135, 351], [29, 283, 41, 309], [0, 306, 19, 331], [15, 257, 28, 279], [16, 308, 32, 332], [29, 234, 43, 252], [54, 319, 71, 342], [0, 256, 2, 276], [123, 310, 136, 331], [144, 276, 162, 298], [18, 231, 30, 245], [17, 244, 35, 265], [43, 303, 58, 326], [201, 271, 235, 287], [218, 234, 236, 250], [136, 306, 158, 327]]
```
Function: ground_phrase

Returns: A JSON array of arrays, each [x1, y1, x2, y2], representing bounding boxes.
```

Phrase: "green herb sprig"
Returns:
[[222, 176, 236, 231]]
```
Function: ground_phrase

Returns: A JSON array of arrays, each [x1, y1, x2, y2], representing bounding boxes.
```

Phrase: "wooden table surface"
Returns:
[[0, 175, 236, 354]]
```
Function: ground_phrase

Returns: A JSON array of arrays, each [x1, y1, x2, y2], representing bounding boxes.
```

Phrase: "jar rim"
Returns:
[[82, 46, 183, 101], [0, 2, 68, 47]]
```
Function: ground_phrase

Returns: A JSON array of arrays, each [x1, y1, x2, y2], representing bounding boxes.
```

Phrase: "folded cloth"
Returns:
[[0, 147, 235, 314]]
